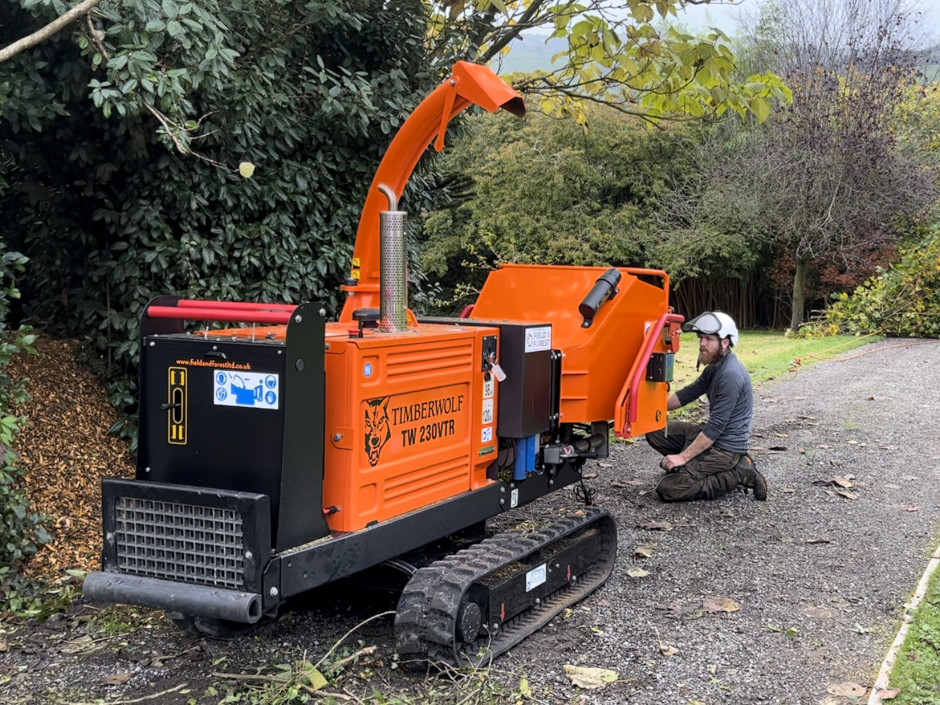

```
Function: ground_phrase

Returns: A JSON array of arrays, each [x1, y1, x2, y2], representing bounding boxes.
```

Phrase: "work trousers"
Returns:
[[646, 422, 741, 502]]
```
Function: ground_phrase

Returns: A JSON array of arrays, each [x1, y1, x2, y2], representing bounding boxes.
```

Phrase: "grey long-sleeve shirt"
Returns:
[[675, 351, 754, 454]]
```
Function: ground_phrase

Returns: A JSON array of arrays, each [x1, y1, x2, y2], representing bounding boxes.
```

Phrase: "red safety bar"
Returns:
[[616, 311, 684, 436], [146, 299, 298, 325]]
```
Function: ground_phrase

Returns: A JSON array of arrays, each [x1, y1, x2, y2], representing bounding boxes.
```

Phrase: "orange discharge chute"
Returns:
[[339, 62, 525, 322]]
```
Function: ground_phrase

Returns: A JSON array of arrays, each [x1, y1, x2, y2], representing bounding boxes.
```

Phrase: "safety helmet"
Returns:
[[682, 311, 739, 347]]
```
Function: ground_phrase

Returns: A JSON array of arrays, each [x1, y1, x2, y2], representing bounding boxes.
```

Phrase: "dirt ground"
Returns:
[[1, 336, 939, 704]]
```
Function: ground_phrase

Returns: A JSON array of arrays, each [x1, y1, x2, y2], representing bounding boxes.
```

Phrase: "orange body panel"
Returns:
[[470, 264, 677, 437], [322, 322, 499, 532]]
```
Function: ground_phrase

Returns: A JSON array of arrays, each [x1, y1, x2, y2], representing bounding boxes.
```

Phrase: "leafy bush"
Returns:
[[0, 242, 49, 611], [1, 0, 440, 433], [802, 229, 940, 338]]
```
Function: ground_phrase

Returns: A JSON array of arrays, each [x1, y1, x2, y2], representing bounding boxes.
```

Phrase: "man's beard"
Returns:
[[698, 347, 721, 367]]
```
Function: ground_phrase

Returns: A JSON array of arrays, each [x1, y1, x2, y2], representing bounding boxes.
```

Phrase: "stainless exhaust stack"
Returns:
[[378, 184, 408, 332]]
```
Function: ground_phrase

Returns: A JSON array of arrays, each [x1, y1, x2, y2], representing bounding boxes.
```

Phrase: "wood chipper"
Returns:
[[83, 61, 683, 665]]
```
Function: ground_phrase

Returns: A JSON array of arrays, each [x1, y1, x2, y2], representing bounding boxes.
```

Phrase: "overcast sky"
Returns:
[[675, 0, 940, 39]]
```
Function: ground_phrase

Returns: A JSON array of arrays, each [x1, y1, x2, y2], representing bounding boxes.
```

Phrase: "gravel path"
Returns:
[[503, 337, 940, 704], [1, 338, 938, 704]]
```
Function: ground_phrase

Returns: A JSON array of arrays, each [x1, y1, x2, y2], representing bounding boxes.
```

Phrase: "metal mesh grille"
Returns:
[[114, 497, 245, 589]]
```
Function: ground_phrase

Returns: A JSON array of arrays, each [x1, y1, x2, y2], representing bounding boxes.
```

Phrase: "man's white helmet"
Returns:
[[682, 311, 739, 347]]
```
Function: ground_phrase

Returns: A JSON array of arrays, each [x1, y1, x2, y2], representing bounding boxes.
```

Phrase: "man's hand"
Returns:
[[660, 454, 685, 473]]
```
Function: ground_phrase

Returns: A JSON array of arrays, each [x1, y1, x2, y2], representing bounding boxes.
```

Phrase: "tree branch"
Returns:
[[0, 0, 104, 64]]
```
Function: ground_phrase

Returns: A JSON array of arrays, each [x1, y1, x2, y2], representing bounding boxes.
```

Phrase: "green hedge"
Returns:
[[803, 228, 940, 338]]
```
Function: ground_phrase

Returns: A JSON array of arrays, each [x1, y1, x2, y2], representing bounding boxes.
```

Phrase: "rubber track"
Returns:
[[394, 506, 617, 667]]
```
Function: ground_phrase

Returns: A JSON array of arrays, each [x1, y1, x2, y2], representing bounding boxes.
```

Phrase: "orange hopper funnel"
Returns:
[[340, 62, 525, 322]]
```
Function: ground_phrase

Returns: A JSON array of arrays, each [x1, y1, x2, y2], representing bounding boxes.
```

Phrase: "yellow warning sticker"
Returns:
[[168, 366, 188, 445]]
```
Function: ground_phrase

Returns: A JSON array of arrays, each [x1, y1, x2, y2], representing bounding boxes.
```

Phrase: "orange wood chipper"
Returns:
[[83, 61, 683, 665]]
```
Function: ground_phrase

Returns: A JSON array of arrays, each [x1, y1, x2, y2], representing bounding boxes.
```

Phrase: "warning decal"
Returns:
[[214, 370, 280, 410]]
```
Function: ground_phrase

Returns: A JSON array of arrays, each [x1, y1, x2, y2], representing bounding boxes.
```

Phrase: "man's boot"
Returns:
[[735, 454, 767, 501]]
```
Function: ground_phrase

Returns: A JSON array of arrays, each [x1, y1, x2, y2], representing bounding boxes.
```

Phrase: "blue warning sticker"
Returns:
[[214, 370, 279, 410]]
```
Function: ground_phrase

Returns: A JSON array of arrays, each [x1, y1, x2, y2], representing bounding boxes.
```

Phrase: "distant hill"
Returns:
[[491, 34, 567, 75]]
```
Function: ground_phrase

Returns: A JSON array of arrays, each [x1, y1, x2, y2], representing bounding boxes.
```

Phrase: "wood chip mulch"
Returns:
[[6, 335, 135, 581]]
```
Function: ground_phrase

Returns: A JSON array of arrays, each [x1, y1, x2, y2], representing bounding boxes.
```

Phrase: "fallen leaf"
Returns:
[[656, 602, 684, 612], [774, 432, 789, 438], [768, 446, 788, 452], [626, 567, 650, 579], [902, 476, 919, 481], [660, 644, 679, 657], [879, 445, 899, 451], [563, 665, 618, 690], [806, 538, 831, 544], [598, 462, 613, 468], [884, 484, 901, 489], [103, 673, 132, 686], [827, 682, 866, 698], [878, 687, 900, 700], [612, 479, 646, 488], [703, 597, 740, 613], [832, 476, 854, 488], [519, 677, 532, 699], [591, 626, 605, 635], [904, 506, 920, 512], [834, 488, 859, 500], [634, 546, 653, 558], [829, 459, 843, 467], [583, 472, 598, 480], [638, 522, 673, 531], [780, 487, 795, 493]]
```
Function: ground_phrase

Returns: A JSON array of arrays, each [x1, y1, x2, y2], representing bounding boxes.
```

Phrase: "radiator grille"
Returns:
[[113, 497, 246, 589]]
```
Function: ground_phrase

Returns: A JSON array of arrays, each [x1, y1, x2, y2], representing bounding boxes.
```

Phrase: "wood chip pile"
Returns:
[[8, 336, 135, 581]]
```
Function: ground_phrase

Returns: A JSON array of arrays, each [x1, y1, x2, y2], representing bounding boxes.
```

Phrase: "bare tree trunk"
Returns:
[[789, 256, 811, 331], [0, 0, 103, 64]]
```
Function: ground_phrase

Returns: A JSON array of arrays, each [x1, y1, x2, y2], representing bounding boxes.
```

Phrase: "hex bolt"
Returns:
[[294, 314, 303, 324], [295, 359, 305, 372], [499, 498, 505, 506], [332, 433, 343, 442], [148, 341, 155, 347], [318, 308, 326, 317], [270, 587, 279, 598]]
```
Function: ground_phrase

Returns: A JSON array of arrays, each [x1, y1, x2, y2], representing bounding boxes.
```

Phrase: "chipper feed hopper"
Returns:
[[83, 61, 683, 665]]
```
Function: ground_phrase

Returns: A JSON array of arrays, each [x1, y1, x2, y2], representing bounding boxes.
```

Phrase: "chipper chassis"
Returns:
[[83, 61, 681, 665]]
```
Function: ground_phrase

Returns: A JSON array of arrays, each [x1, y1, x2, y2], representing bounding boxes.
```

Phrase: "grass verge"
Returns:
[[884, 555, 940, 704], [671, 331, 880, 389]]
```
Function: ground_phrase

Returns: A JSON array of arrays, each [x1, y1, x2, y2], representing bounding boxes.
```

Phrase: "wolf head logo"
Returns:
[[363, 397, 391, 466]]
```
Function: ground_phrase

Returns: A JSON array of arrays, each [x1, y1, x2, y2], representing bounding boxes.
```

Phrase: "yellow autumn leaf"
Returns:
[[563, 664, 619, 690], [238, 161, 256, 178]]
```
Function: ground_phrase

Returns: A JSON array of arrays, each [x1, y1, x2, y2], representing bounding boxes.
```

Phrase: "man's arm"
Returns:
[[666, 393, 681, 411], [660, 432, 715, 471]]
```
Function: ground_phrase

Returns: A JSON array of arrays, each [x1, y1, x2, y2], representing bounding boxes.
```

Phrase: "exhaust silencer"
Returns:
[[378, 184, 408, 332]]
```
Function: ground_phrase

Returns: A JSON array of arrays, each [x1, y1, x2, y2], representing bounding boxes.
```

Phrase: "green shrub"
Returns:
[[803, 229, 940, 338], [0, 242, 49, 612]]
